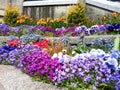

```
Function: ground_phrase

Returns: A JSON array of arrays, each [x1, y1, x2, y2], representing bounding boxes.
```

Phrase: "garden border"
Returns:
[[0, 35, 120, 44]]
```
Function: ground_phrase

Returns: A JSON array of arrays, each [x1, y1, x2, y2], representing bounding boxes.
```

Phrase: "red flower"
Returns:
[[46, 26, 52, 29], [9, 40, 20, 47], [97, 24, 102, 27], [33, 40, 50, 49]]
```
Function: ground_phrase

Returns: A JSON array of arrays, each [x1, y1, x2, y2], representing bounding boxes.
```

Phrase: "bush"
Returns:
[[67, 0, 88, 26], [3, 3, 20, 26]]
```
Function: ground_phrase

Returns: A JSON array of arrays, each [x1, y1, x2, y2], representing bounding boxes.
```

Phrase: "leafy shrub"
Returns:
[[3, 3, 20, 26], [67, 0, 88, 26]]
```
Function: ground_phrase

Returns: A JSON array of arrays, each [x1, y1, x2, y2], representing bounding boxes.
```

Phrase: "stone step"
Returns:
[[0, 65, 66, 90]]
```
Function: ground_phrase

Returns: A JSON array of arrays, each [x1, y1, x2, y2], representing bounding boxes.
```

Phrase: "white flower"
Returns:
[[106, 57, 118, 69], [72, 51, 76, 55], [52, 53, 58, 59], [58, 52, 63, 59]]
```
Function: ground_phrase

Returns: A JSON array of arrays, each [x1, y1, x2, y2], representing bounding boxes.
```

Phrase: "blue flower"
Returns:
[[105, 57, 118, 70], [111, 50, 120, 59], [107, 25, 114, 32]]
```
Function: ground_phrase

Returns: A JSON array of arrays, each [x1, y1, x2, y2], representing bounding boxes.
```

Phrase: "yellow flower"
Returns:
[[50, 20, 54, 23], [60, 16, 66, 20], [37, 21, 40, 25], [112, 12, 117, 17], [46, 17, 50, 22], [16, 20, 20, 23], [19, 19, 25, 23], [17, 16, 20, 19]]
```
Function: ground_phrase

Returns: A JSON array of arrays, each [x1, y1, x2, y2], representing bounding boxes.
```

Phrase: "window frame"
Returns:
[[23, 0, 78, 6]]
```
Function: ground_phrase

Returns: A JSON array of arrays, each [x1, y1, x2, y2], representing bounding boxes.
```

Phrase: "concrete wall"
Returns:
[[86, 5, 111, 21], [23, 0, 79, 19], [86, 0, 120, 21], [23, 5, 70, 19], [23, 0, 120, 21]]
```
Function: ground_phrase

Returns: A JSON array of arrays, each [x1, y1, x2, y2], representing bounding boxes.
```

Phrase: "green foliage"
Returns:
[[3, 3, 20, 26], [43, 31, 55, 37], [59, 76, 91, 90], [67, 0, 88, 26], [32, 75, 52, 84], [98, 83, 115, 90], [73, 39, 89, 54], [10, 28, 28, 38], [113, 37, 120, 50]]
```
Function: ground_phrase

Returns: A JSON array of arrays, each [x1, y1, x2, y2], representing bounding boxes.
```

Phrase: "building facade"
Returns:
[[0, 0, 120, 22]]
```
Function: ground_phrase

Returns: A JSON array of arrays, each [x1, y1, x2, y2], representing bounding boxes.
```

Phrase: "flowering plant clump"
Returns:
[[0, 45, 16, 64], [0, 23, 120, 37], [98, 12, 120, 25], [0, 35, 120, 90], [107, 23, 120, 34], [20, 33, 40, 43], [0, 24, 11, 35], [8, 39, 20, 47], [37, 16, 67, 29], [16, 14, 37, 26], [52, 49, 120, 90], [19, 51, 63, 83], [5, 44, 41, 66], [33, 39, 50, 49], [89, 38, 114, 52]]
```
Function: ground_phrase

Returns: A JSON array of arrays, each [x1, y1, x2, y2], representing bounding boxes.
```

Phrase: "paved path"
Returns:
[[0, 83, 5, 90], [0, 65, 66, 90]]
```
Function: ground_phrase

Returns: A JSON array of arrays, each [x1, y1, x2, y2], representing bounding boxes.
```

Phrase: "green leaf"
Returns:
[[113, 37, 120, 50]]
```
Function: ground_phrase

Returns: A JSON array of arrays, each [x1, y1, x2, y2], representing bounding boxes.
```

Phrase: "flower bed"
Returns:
[[0, 23, 120, 37], [0, 33, 120, 90]]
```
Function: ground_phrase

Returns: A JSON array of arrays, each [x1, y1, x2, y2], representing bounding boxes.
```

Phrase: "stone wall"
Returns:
[[0, 35, 119, 45]]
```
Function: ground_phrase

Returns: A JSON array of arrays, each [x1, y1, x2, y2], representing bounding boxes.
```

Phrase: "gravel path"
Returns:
[[0, 65, 66, 90]]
